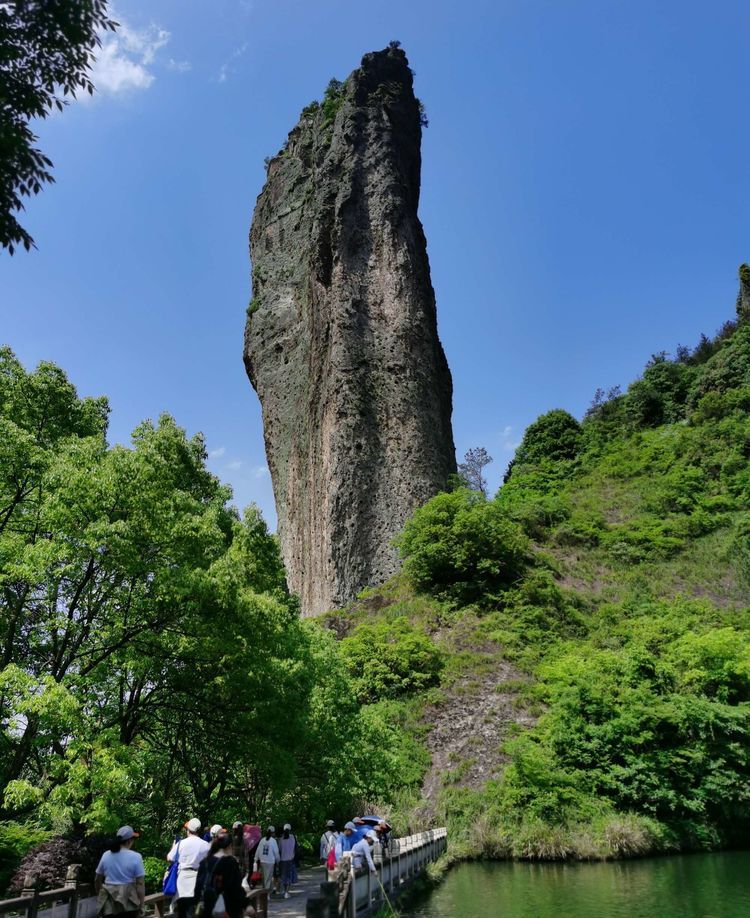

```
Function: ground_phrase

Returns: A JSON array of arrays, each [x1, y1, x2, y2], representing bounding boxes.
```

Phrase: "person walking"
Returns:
[[95, 826, 146, 918], [167, 818, 210, 918], [253, 826, 279, 894], [319, 821, 338, 863], [278, 824, 297, 900], [195, 834, 246, 918], [350, 831, 378, 876], [230, 822, 248, 875]]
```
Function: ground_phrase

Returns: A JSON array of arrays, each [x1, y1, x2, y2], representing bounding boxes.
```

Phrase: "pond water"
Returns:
[[405, 853, 750, 917]]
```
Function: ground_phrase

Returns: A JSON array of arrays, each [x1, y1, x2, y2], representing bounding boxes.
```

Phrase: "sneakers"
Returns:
[[283, 891, 290, 899]]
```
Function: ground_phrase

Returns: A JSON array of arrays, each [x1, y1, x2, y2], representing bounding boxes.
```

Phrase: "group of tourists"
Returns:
[[93, 814, 393, 918], [319, 817, 392, 877]]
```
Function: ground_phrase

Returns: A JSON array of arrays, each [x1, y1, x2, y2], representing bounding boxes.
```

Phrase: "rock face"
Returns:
[[244, 45, 456, 616], [737, 264, 750, 320]]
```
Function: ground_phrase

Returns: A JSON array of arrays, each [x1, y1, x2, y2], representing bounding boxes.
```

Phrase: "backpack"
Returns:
[[326, 847, 336, 871], [202, 857, 228, 918]]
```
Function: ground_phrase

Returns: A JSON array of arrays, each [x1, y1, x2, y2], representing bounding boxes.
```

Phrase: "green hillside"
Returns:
[[324, 270, 750, 862]]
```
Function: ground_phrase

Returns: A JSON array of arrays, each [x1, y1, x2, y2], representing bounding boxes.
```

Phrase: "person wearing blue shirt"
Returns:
[[350, 819, 369, 844], [95, 826, 146, 918], [333, 822, 357, 863]]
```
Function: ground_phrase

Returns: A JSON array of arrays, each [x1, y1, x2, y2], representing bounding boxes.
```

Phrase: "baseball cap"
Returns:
[[326, 820, 335, 828], [232, 821, 243, 829], [210, 824, 225, 837], [283, 823, 292, 831], [117, 826, 139, 841], [267, 825, 275, 833], [366, 830, 378, 842], [185, 818, 202, 833], [344, 822, 356, 831]]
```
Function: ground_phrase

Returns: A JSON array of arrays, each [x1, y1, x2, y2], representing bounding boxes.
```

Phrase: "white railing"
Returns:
[[339, 828, 448, 917]]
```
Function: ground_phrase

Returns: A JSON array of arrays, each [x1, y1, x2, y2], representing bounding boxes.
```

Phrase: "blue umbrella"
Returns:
[[358, 815, 391, 828]]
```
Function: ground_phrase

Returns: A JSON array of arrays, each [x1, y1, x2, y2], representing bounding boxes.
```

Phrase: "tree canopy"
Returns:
[[0, 349, 418, 858], [1, 0, 116, 252]]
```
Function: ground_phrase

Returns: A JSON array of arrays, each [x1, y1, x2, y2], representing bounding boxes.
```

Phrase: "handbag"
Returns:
[[162, 842, 180, 896]]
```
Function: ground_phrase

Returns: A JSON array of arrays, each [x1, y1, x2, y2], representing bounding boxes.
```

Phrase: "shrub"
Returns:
[[142, 856, 165, 894], [495, 600, 750, 845], [396, 489, 531, 604], [730, 514, 750, 588], [481, 571, 588, 663], [496, 462, 572, 540], [340, 617, 443, 702], [301, 100, 320, 117], [692, 386, 750, 422], [10, 834, 107, 891], [513, 410, 582, 467], [321, 78, 345, 124], [689, 323, 750, 407], [623, 360, 694, 427], [0, 823, 51, 893], [553, 511, 607, 547]]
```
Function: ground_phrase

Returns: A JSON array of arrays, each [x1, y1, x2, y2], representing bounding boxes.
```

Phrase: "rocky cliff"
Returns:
[[244, 45, 456, 616], [738, 263, 750, 319]]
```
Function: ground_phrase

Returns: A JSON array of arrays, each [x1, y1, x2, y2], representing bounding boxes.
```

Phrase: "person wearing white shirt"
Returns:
[[167, 818, 210, 918], [253, 826, 280, 893], [319, 820, 339, 862]]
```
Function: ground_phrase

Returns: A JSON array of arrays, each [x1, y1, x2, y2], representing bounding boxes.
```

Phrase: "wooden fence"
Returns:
[[0, 867, 269, 918]]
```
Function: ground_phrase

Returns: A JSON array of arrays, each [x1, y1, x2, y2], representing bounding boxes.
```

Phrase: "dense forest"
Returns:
[[0, 348, 423, 888], [2, 273, 750, 888]]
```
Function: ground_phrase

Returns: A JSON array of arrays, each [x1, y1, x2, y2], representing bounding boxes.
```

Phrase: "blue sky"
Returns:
[[3, 0, 749, 528]]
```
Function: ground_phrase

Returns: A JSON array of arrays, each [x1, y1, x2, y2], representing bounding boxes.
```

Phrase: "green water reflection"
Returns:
[[406, 853, 750, 917]]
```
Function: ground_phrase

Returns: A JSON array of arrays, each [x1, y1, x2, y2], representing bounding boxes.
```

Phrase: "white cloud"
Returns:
[[252, 465, 269, 479], [168, 59, 192, 73], [208, 446, 226, 459], [499, 426, 520, 452], [90, 16, 170, 96], [217, 42, 248, 84], [227, 460, 243, 471]]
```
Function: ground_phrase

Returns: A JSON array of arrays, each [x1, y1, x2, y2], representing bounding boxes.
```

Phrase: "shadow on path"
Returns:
[[263, 865, 328, 917]]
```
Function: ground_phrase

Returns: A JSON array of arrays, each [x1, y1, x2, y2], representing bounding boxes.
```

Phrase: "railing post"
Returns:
[[22, 875, 40, 918], [306, 898, 327, 918], [319, 880, 338, 917], [65, 864, 81, 918], [348, 863, 356, 918]]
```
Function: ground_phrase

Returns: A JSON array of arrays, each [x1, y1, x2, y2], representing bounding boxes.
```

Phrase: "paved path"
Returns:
[[263, 864, 327, 917]]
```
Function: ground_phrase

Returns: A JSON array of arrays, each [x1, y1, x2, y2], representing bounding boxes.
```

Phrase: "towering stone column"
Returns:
[[244, 45, 456, 616], [737, 264, 750, 320]]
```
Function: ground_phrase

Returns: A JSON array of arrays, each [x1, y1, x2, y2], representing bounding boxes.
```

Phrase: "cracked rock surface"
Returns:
[[244, 46, 455, 615]]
